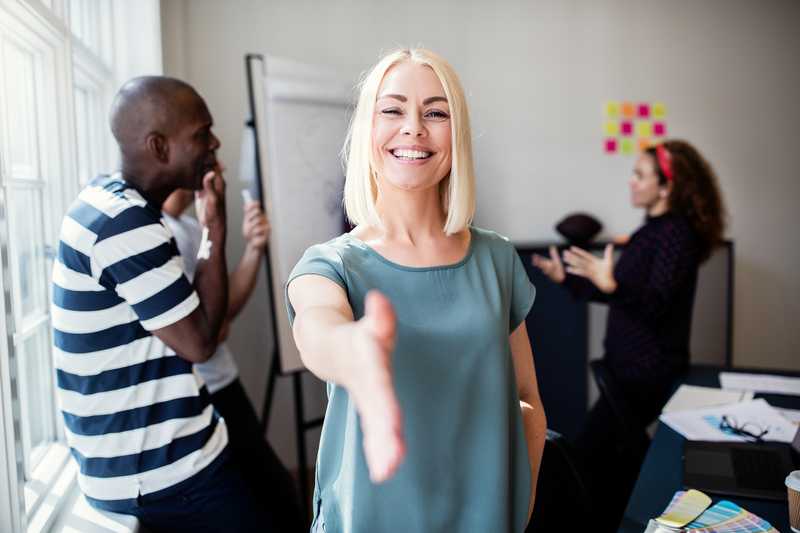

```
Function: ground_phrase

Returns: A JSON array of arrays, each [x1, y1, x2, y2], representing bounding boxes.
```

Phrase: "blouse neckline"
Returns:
[[345, 227, 476, 272]]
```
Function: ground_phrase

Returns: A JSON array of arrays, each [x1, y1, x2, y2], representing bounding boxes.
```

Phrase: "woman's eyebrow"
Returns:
[[423, 96, 448, 105], [377, 93, 407, 102], [376, 94, 448, 105]]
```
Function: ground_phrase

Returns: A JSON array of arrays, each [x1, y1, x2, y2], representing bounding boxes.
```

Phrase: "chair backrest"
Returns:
[[526, 430, 591, 533]]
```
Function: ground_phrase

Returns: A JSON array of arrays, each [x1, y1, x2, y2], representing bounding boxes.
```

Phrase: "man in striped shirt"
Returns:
[[52, 77, 278, 531]]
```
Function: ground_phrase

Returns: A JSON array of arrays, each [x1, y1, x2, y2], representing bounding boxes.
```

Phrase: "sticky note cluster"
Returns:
[[603, 101, 667, 155]]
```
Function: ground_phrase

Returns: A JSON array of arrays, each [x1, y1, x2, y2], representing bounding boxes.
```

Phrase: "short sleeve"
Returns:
[[285, 243, 347, 326], [93, 206, 199, 331], [509, 248, 536, 332]]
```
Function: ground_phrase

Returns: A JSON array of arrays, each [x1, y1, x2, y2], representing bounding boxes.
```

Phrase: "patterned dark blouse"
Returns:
[[565, 212, 702, 384]]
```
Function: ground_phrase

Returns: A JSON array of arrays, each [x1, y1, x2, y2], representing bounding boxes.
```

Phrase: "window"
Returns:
[[0, 1, 161, 530]]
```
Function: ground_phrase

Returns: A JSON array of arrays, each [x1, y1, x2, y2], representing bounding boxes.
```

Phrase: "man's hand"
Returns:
[[195, 166, 226, 229], [242, 201, 270, 251]]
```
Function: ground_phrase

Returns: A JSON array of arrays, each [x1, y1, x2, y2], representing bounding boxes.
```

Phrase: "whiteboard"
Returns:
[[249, 55, 352, 373]]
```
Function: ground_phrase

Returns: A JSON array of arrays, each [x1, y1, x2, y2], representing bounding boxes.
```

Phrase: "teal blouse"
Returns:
[[286, 226, 536, 533]]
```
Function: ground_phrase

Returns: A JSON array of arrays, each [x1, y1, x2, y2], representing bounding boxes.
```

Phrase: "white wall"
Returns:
[[160, 0, 800, 468]]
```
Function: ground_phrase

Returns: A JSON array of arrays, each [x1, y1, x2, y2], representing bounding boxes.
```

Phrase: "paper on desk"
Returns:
[[720, 372, 800, 396], [662, 385, 753, 414], [778, 408, 800, 425], [659, 398, 798, 442]]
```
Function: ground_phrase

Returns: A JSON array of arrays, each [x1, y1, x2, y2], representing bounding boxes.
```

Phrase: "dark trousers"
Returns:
[[130, 454, 278, 532], [573, 374, 675, 532], [211, 378, 306, 532]]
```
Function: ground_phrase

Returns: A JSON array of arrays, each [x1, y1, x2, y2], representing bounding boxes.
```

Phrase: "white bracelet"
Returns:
[[197, 227, 212, 260]]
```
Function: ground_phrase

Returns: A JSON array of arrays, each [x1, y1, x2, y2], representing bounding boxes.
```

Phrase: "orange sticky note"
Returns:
[[621, 102, 636, 118], [638, 138, 653, 151]]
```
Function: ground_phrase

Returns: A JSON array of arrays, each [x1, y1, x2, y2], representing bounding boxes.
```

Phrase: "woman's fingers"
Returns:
[[548, 245, 562, 265], [568, 246, 596, 260], [604, 243, 615, 262], [364, 290, 397, 347], [362, 397, 406, 483]]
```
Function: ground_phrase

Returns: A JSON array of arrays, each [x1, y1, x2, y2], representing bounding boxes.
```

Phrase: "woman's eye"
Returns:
[[381, 108, 402, 116], [425, 110, 449, 120]]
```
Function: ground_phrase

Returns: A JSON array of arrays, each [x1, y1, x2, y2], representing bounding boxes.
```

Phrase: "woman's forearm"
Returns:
[[292, 306, 361, 387], [520, 398, 546, 518]]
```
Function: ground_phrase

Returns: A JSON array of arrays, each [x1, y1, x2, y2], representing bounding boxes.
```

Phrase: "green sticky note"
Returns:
[[621, 138, 634, 155], [636, 121, 652, 138], [605, 101, 620, 118], [653, 102, 667, 119], [604, 121, 619, 136]]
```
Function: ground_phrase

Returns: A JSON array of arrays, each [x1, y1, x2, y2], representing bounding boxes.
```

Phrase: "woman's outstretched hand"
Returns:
[[531, 245, 566, 284], [349, 290, 406, 483], [563, 244, 618, 294]]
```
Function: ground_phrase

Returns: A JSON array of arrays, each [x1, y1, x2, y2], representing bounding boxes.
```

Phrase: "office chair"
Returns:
[[525, 430, 591, 533]]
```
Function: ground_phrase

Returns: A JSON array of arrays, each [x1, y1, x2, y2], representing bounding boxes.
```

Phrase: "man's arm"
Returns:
[[153, 171, 228, 363]]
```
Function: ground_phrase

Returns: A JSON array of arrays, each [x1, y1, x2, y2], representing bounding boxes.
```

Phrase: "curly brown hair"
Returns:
[[645, 139, 727, 262]]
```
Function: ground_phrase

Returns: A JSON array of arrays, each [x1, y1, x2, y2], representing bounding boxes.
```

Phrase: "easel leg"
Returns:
[[293, 372, 310, 520], [260, 348, 280, 433]]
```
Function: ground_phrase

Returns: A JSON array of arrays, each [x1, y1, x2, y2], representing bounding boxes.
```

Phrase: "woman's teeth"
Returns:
[[391, 149, 431, 160]]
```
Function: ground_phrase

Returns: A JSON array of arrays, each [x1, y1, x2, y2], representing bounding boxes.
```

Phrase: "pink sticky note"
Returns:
[[604, 138, 618, 154], [637, 103, 650, 118], [654, 122, 667, 136], [621, 121, 633, 136]]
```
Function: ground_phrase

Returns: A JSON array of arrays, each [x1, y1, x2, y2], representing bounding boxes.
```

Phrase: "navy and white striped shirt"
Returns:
[[51, 174, 228, 511]]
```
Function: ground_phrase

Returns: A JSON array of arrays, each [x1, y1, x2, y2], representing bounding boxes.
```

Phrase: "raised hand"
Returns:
[[349, 290, 406, 483], [242, 201, 270, 251], [563, 243, 617, 294], [531, 245, 566, 284], [195, 165, 226, 228]]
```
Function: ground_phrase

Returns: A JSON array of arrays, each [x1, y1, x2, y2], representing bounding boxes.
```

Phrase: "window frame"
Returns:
[[0, 0, 160, 530]]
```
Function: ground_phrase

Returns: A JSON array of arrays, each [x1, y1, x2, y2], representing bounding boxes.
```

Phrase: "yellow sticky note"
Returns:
[[604, 121, 619, 136], [605, 101, 620, 118], [655, 489, 712, 528], [636, 121, 652, 138], [621, 138, 634, 155], [653, 102, 667, 119]]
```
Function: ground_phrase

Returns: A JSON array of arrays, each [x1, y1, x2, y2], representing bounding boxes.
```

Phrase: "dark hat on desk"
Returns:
[[555, 212, 603, 246]]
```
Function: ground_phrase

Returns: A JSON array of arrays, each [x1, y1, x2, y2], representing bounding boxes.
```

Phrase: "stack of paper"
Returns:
[[662, 385, 753, 414], [644, 491, 778, 533], [720, 372, 800, 396], [659, 398, 798, 442]]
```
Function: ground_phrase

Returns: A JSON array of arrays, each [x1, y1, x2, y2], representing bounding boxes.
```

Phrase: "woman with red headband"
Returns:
[[533, 138, 726, 529]]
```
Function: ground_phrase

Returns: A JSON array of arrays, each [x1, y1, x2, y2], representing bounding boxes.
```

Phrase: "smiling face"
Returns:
[[371, 61, 452, 193]]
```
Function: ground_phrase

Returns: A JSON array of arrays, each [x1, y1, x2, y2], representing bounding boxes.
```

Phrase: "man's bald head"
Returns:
[[110, 76, 207, 152], [109, 76, 219, 197]]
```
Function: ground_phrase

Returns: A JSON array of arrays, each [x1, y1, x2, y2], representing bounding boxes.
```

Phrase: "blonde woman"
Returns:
[[286, 49, 546, 533]]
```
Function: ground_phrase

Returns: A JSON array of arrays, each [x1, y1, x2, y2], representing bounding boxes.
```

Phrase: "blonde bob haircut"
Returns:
[[343, 48, 476, 235]]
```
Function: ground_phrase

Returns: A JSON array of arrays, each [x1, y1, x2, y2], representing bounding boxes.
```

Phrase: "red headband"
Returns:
[[656, 144, 674, 182]]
